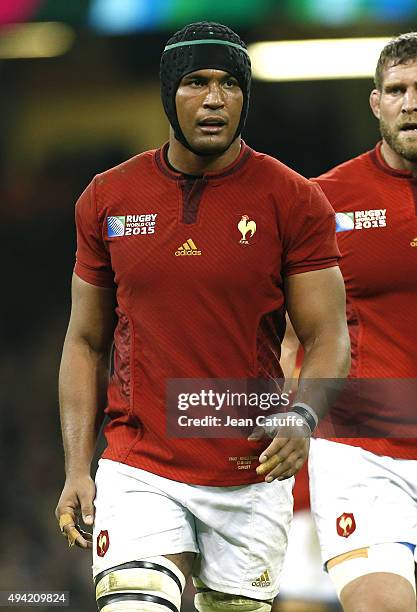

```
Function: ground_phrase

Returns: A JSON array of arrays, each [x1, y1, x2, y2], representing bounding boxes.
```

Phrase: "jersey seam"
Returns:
[[350, 298, 364, 378], [117, 301, 136, 417], [119, 427, 144, 466], [103, 456, 265, 485]]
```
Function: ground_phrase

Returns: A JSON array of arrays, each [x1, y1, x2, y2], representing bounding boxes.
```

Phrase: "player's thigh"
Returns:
[[340, 572, 416, 612], [94, 553, 194, 612], [165, 552, 195, 578], [192, 477, 294, 600], [327, 542, 416, 610], [93, 459, 198, 576]]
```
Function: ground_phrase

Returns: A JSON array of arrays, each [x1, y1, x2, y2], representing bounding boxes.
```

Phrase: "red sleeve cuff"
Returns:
[[285, 259, 339, 277], [74, 261, 115, 288]]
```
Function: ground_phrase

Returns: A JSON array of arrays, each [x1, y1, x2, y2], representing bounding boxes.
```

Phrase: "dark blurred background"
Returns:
[[0, 0, 411, 610]]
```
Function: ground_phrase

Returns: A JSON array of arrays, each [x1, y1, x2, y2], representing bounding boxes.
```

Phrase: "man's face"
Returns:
[[370, 59, 417, 161], [175, 69, 243, 155]]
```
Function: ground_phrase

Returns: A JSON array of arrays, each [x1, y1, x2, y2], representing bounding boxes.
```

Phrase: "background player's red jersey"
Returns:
[[314, 142, 417, 459], [75, 143, 339, 484]]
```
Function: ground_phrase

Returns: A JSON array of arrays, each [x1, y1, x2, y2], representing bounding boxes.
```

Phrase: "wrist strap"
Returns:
[[291, 403, 318, 433]]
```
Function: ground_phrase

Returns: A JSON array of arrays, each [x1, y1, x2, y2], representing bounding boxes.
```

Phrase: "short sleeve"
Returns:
[[283, 181, 340, 277], [73, 178, 115, 288]]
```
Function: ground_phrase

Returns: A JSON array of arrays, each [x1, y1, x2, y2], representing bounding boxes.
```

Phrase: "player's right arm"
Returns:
[[55, 273, 116, 549]]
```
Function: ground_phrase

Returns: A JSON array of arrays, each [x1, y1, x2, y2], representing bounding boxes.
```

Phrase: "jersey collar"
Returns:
[[370, 141, 414, 178], [154, 140, 252, 182]]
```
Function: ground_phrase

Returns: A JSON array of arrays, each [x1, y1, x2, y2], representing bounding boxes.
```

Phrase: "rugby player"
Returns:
[[55, 22, 350, 612], [282, 33, 417, 612]]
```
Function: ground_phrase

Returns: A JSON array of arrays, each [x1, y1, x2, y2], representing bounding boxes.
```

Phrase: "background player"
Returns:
[[55, 22, 350, 612], [282, 32, 417, 612]]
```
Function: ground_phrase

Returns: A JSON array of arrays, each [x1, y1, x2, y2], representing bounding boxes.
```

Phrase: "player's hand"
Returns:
[[248, 412, 310, 482], [55, 474, 96, 550]]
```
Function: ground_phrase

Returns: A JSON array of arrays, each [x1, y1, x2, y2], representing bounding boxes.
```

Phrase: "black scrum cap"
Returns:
[[160, 21, 251, 155]]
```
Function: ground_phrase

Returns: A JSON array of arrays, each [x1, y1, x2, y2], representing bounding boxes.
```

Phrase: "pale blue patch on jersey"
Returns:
[[335, 211, 355, 233], [107, 216, 126, 237]]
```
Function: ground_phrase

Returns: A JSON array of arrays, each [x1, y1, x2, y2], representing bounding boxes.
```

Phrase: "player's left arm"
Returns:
[[255, 266, 350, 481], [280, 314, 300, 380]]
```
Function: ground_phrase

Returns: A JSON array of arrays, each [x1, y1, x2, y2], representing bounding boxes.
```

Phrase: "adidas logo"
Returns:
[[175, 238, 201, 256], [251, 570, 271, 587]]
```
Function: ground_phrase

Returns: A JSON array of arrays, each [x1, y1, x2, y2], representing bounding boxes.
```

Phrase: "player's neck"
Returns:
[[381, 140, 417, 177], [167, 136, 241, 176]]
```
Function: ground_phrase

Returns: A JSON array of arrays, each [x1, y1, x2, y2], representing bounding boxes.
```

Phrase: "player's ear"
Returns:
[[369, 88, 381, 119]]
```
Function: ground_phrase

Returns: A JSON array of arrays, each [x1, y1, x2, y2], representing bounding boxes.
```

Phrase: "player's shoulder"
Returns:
[[312, 149, 377, 212], [76, 150, 157, 215], [313, 149, 375, 192], [246, 148, 332, 225], [248, 147, 315, 195], [95, 149, 156, 186]]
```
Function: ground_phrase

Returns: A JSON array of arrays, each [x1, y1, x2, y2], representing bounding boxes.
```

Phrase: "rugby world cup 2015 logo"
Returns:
[[336, 209, 387, 232], [107, 216, 126, 237], [335, 212, 355, 233]]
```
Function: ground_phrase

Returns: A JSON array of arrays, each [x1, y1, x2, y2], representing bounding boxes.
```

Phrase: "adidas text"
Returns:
[[252, 571, 271, 587], [175, 238, 201, 256], [175, 250, 202, 256]]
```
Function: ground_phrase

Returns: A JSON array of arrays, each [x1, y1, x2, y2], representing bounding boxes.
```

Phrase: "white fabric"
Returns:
[[278, 510, 338, 602], [95, 555, 185, 612], [328, 543, 416, 597], [93, 459, 294, 600], [309, 439, 417, 564]]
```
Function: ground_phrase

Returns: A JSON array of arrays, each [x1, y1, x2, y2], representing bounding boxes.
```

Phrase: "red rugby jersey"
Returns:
[[314, 142, 417, 459], [74, 142, 339, 485]]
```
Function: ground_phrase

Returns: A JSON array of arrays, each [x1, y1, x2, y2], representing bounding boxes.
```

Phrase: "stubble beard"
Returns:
[[188, 134, 235, 157], [380, 118, 417, 162]]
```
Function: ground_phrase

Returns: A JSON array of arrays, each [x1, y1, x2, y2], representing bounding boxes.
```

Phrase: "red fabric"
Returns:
[[74, 142, 339, 485], [314, 142, 417, 459], [293, 462, 310, 511]]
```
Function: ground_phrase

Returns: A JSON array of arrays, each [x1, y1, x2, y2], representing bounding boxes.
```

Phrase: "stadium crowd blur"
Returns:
[[0, 1, 409, 610]]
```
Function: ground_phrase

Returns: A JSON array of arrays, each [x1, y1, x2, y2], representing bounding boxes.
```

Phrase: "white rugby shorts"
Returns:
[[92, 459, 294, 600], [309, 439, 417, 565]]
